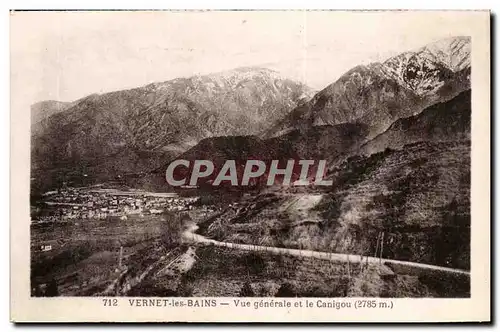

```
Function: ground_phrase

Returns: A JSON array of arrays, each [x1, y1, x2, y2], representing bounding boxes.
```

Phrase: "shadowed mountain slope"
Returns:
[[31, 67, 312, 193], [265, 36, 470, 139], [360, 89, 471, 155]]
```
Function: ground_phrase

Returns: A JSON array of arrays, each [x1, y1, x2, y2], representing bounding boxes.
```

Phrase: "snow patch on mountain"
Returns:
[[380, 36, 470, 96]]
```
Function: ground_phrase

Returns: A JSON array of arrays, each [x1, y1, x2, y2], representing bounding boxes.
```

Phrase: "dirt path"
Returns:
[[182, 224, 470, 277]]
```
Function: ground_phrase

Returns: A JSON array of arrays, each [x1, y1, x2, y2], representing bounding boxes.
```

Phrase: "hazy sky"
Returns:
[[11, 11, 482, 104]]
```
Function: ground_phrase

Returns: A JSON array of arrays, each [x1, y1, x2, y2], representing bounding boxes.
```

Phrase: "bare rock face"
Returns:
[[360, 89, 471, 156], [31, 67, 312, 192], [381, 36, 470, 96], [266, 36, 471, 139]]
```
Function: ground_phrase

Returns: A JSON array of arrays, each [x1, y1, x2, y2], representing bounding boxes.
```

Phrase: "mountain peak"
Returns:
[[420, 36, 471, 72], [203, 66, 286, 83], [381, 36, 470, 96], [144, 66, 310, 98], [267, 36, 471, 140], [31, 66, 313, 192]]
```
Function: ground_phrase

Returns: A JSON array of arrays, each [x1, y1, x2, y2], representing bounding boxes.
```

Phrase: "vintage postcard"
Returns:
[[10, 10, 490, 322]]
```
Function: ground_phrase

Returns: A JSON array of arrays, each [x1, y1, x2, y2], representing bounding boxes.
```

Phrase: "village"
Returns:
[[32, 187, 216, 223]]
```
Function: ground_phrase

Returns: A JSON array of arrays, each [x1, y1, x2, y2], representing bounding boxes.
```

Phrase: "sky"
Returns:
[[11, 10, 483, 104]]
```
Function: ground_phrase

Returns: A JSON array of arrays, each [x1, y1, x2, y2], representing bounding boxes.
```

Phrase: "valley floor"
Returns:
[[30, 210, 470, 298]]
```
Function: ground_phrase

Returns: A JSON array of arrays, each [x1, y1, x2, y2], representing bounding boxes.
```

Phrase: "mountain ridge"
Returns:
[[360, 89, 471, 155], [264, 36, 471, 139], [31, 67, 312, 194]]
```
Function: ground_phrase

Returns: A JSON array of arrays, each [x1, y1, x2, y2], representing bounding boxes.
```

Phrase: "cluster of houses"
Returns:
[[35, 188, 210, 222]]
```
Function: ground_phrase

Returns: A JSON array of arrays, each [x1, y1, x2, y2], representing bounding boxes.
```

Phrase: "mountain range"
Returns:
[[265, 36, 470, 139], [30, 35, 472, 271], [31, 67, 311, 193], [141, 36, 471, 190], [31, 36, 471, 195]]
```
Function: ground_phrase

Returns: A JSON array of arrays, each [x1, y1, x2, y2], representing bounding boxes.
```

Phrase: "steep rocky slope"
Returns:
[[31, 67, 312, 193], [266, 36, 470, 139], [360, 89, 471, 155], [141, 122, 369, 190], [200, 140, 470, 270], [381, 36, 470, 95], [31, 100, 71, 125], [321, 140, 470, 270]]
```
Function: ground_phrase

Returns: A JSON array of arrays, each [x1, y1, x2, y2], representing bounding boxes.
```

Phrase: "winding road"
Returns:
[[182, 224, 470, 277]]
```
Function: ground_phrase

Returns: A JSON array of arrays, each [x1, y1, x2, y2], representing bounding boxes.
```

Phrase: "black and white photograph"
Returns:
[[9, 9, 491, 323]]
